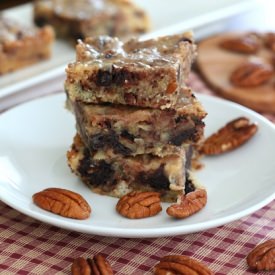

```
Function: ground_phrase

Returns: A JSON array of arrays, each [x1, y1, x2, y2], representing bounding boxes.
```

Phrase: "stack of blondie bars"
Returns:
[[65, 32, 206, 202]]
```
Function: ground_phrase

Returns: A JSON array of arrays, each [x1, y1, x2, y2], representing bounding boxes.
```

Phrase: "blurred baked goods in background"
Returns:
[[0, 14, 54, 74], [197, 32, 275, 114], [33, 0, 150, 43]]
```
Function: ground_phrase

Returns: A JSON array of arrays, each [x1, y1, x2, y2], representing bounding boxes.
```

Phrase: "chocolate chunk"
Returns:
[[78, 149, 114, 186], [96, 70, 113, 86], [95, 67, 140, 87], [113, 67, 139, 85], [34, 16, 47, 27], [90, 133, 132, 155], [90, 133, 115, 150], [114, 143, 132, 155], [87, 161, 114, 186], [175, 116, 188, 124], [184, 174, 195, 194], [78, 148, 92, 176], [121, 130, 135, 142], [138, 165, 170, 190], [170, 128, 197, 146]]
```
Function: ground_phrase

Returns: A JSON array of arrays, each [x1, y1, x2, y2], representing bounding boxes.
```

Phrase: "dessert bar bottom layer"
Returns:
[[67, 134, 196, 202]]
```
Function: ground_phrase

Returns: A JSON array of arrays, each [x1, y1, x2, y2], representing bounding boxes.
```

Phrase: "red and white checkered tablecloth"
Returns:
[[0, 73, 274, 274], [1, 201, 274, 274]]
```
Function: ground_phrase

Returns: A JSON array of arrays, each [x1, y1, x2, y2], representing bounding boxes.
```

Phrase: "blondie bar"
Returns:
[[69, 99, 205, 157], [34, 0, 150, 42], [65, 33, 196, 109], [0, 15, 54, 74], [67, 134, 195, 202]]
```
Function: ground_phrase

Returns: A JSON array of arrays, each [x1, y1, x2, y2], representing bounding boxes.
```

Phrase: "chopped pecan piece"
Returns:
[[154, 255, 213, 275], [200, 117, 258, 155], [166, 82, 178, 94], [166, 189, 207, 219], [116, 191, 162, 219], [71, 254, 113, 275], [247, 239, 275, 271], [219, 33, 260, 54], [230, 61, 273, 87], [33, 188, 91, 219]]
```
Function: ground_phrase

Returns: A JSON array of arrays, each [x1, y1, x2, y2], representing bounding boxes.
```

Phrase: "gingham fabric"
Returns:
[[0, 72, 274, 274]]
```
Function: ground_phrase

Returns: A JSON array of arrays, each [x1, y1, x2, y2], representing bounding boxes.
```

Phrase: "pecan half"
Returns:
[[154, 255, 213, 275], [219, 33, 260, 54], [71, 254, 113, 275], [33, 188, 91, 219], [166, 189, 207, 219], [71, 257, 91, 275], [264, 32, 275, 52], [230, 61, 273, 87], [116, 191, 162, 219], [200, 117, 258, 155], [247, 239, 275, 271]]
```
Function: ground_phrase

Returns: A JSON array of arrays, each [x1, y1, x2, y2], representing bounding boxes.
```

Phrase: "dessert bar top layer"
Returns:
[[74, 32, 195, 68], [66, 33, 197, 109]]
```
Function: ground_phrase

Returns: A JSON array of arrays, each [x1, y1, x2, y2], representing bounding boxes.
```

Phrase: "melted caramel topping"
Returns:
[[75, 32, 194, 68]]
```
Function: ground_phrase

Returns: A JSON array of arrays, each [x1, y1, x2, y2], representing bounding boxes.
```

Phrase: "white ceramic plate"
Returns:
[[0, 93, 275, 238], [0, 0, 260, 98]]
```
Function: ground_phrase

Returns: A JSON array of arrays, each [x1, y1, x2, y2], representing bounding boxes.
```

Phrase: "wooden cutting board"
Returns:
[[197, 32, 275, 114]]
